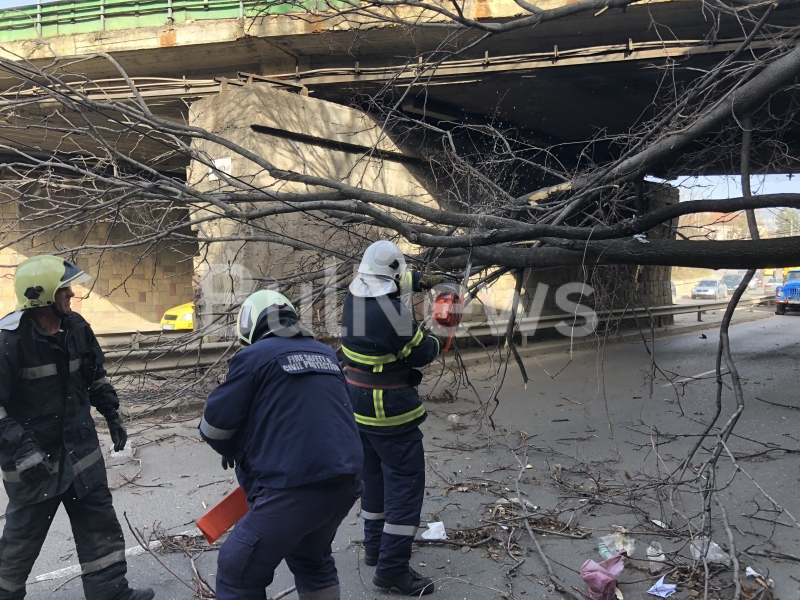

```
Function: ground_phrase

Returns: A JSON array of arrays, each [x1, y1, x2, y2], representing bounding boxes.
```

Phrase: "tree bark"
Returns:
[[434, 236, 800, 270]]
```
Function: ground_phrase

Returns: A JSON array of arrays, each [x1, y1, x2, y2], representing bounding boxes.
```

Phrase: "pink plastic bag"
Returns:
[[580, 553, 626, 600]]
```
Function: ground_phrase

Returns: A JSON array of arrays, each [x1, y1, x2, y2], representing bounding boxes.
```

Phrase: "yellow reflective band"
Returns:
[[354, 405, 426, 427], [373, 365, 386, 419], [341, 345, 397, 366], [397, 328, 424, 359]]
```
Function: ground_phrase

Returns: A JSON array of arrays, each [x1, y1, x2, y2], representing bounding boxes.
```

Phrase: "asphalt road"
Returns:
[[3, 310, 799, 600]]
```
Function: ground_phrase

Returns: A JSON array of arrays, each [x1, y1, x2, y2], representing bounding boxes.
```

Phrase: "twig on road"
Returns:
[[123, 512, 199, 594], [504, 432, 582, 600], [755, 396, 800, 411]]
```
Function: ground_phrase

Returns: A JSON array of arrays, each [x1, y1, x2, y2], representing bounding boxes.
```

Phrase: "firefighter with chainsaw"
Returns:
[[341, 240, 445, 596], [0, 256, 154, 600], [199, 290, 364, 600]]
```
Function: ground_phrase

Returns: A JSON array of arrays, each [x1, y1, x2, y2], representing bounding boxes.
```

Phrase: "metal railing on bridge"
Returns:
[[0, 0, 342, 43]]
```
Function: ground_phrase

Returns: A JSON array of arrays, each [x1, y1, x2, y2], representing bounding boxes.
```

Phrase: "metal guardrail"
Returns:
[[104, 339, 234, 374], [0, 0, 351, 43], [103, 296, 773, 374], [460, 295, 773, 340]]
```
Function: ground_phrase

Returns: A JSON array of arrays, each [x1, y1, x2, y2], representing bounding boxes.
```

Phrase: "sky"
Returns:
[[668, 174, 799, 201], [664, 174, 799, 230], [0, 0, 40, 8]]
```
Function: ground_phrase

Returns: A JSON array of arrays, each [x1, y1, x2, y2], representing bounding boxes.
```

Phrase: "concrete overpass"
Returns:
[[1, 0, 799, 173], [0, 0, 795, 331]]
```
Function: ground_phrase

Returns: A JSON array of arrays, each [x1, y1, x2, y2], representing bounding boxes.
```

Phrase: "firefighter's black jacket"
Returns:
[[0, 311, 118, 505]]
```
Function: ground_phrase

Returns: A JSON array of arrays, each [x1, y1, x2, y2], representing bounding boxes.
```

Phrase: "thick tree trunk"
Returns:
[[434, 236, 800, 270]]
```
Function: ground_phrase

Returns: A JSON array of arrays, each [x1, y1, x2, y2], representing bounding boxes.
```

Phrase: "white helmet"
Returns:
[[357, 240, 407, 280], [349, 240, 407, 298]]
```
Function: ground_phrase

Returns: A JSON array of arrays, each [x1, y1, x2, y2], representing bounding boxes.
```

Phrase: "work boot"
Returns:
[[374, 568, 434, 596], [364, 554, 378, 566], [118, 588, 155, 600]]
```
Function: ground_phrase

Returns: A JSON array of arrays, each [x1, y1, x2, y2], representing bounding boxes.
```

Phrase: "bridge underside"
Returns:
[[1, 0, 799, 176]]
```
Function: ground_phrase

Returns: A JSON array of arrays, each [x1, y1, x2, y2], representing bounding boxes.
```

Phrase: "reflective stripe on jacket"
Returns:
[[0, 312, 119, 505], [199, 335, 363, 494], [340, 284, 439, 436]]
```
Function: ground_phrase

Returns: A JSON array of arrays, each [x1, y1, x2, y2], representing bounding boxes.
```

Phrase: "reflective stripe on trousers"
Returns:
[[80, 549, 126, 574], [383, 524, 418, 537], [0, 575, 24, 593], [361, 511, 385, 520], [297, 584, 340, 600]]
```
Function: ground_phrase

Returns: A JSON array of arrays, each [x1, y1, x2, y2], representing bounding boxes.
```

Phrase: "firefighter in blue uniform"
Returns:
[[341, 240, 443, 596], [0, 256, 153, 600], [199, 290, 364, 600]]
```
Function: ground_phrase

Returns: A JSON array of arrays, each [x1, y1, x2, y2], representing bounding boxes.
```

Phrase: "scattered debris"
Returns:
[[599, 533, 636, 559], [745, 566, 763, 579], [650, 519, 669, 530], [580, 553, 625, 600], [647, 575, 677, 598], [420, 522, 447, 540], [494, 497, 538, 511], [646, 542, 665, 574], [689, 537, 731, 567], [106, 443, 136, 467]]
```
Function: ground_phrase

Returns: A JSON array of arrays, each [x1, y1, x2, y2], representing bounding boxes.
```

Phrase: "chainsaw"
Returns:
[[431, 287, 461, 352], [429, 252, 472, 352]]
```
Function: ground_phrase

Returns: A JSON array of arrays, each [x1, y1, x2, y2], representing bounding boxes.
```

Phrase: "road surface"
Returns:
[[4, 311, 798, 600]]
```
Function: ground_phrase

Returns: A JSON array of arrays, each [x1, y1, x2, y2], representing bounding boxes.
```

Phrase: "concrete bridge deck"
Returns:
[[1, 0, 799, 175]]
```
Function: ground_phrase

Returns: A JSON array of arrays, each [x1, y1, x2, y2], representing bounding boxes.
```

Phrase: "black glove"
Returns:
[[434, 334, 449, 353], [106, 414, 128, 452], [221, 456, 237, 470], [419, 274, 445, 290], [15, 446, 52, 486]]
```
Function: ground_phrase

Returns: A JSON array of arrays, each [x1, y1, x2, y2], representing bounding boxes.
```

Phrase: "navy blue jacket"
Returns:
[[199, 335, 363, 494], [340, 284, 440, 436]]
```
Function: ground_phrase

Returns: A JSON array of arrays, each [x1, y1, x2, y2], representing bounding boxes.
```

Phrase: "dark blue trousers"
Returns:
[[216, 477, 362, 600], [360, 428, 425, 578]]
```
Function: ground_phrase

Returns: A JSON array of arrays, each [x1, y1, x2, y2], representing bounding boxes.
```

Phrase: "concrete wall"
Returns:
[[187, 84, 443, 334], [0, 193, 196, 332]]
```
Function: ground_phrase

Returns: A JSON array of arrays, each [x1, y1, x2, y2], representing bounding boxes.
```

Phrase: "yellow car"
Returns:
[[160, 302, 195, 331]]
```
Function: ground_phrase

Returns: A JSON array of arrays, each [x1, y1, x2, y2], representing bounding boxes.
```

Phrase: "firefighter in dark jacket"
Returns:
[[0, 256, 153, 600], [199, 290, 364, 600], [341, 240, 443, 596]]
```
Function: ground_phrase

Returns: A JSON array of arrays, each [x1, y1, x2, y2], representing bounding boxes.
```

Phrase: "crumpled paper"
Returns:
[[647, 575, 677, 598], [420, 522, 446, 540], [690, 537, 731, 567], [580, 553, 626, 600], [745, 566, 762, 578]]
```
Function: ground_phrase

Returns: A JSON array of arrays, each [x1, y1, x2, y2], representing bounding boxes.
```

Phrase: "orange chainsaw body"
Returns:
[[431, 290, 461, 352]]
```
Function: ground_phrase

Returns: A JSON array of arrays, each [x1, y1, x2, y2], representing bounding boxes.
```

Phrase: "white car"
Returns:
[[692, 280, 727, 300], [763, 278, 781, 296]]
